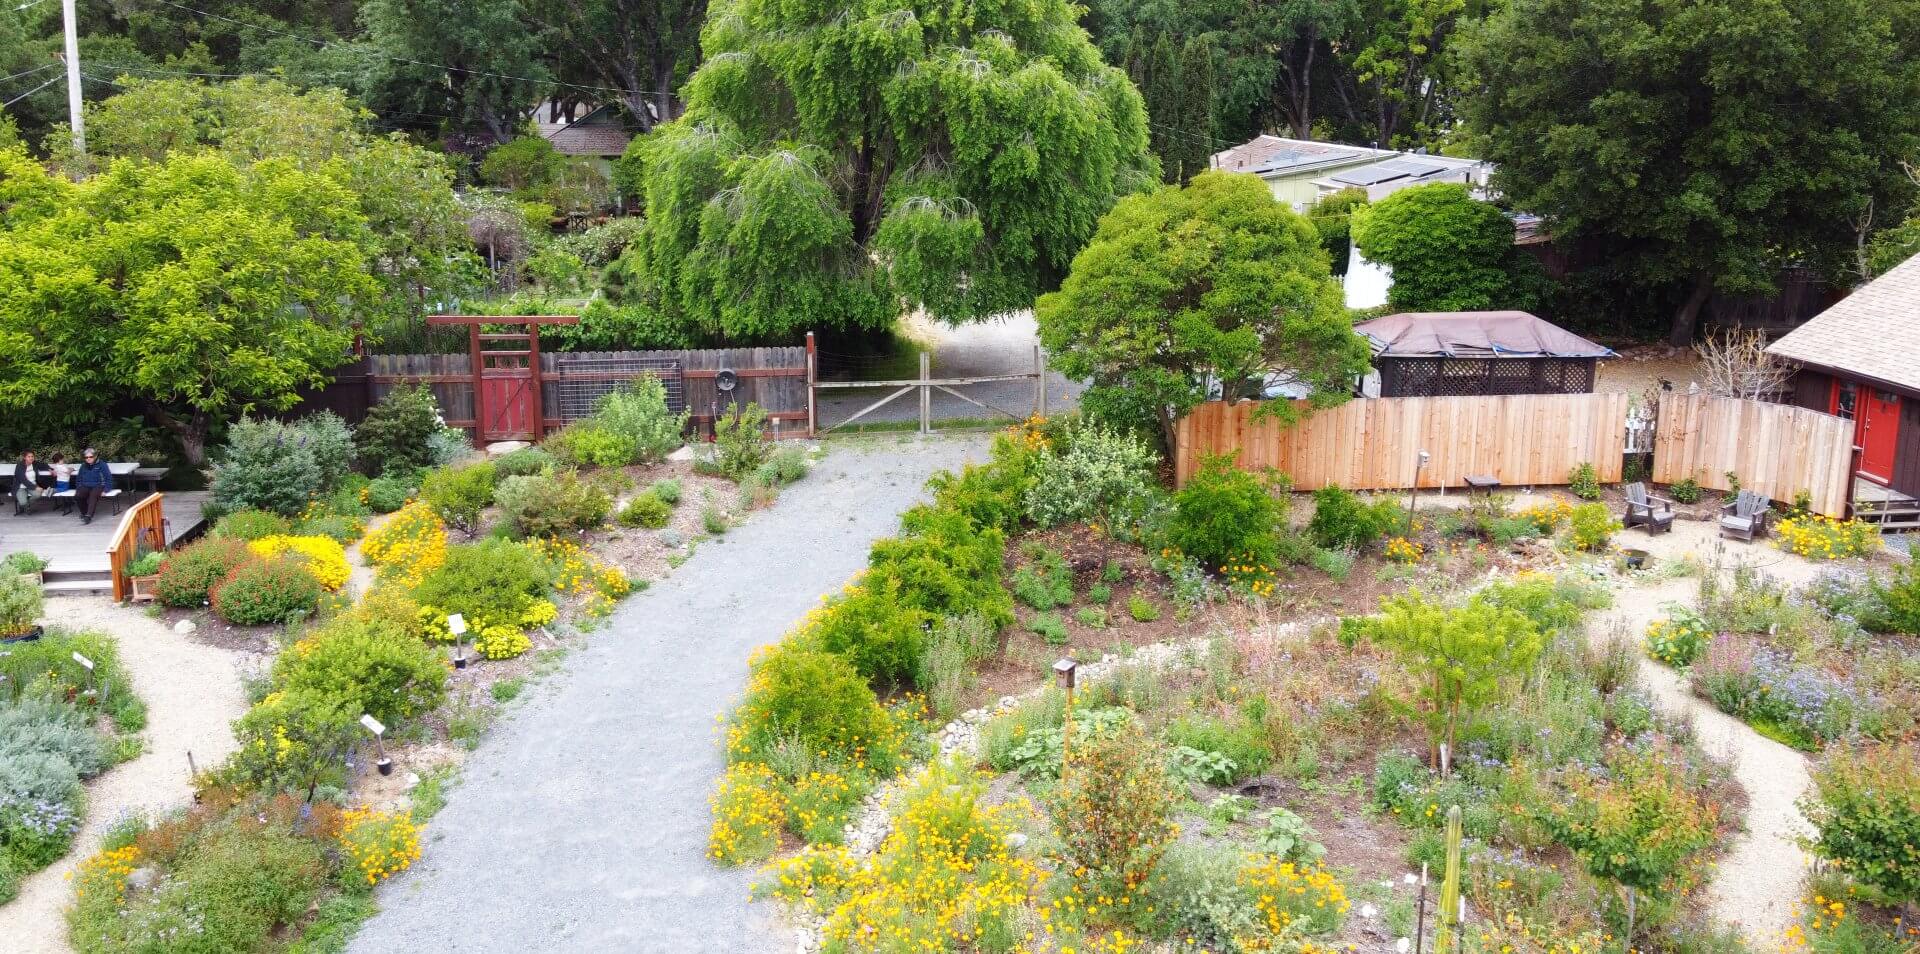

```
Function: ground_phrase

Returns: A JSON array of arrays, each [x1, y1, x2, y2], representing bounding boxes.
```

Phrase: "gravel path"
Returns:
[[816, 313, 1084, 428], [1592, 530, 1818, 947], [348, 435, 987, 954], [0, 598, 249, 953]]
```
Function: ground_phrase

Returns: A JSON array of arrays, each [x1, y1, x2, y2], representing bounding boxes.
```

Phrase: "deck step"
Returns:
[[40, 568, 114, 596]]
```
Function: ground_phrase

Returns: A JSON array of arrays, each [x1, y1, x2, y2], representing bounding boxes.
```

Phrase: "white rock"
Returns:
[[667, 444, 696, 462], [403, 771, 422, 791], [484, 441, 531, 457], [173, 619, 196, 634], [1004, 832, 1028, 850]]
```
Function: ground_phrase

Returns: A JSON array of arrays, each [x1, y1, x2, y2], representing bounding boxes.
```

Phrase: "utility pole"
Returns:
[[60, 0, 84, 160]]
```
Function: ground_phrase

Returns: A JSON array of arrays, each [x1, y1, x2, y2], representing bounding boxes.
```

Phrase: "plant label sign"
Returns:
[[360, 714, 386, 737], [448, 614, 468, 636], [72, 652, 95, 671]]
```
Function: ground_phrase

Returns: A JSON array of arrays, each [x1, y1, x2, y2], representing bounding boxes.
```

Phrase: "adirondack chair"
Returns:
[[1719, 490, 1773, 541], [1622, 482, 1675, 535]]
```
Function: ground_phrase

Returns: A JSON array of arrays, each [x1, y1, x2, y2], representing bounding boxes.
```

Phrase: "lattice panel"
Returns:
[[550, 357, 684, 421]]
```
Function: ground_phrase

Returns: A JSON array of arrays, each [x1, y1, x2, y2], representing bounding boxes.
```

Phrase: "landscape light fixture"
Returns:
[[362, 714, 393, 776], [448, 613, 469, 670], [1054, 657, 1078, 778], [72, 650, 96, 701], [1407, 449, 1431, 534]]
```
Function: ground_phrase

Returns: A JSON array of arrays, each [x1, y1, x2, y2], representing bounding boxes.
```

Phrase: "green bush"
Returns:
[[1049, 722, 1177, 896], [210, 417, 323, 516], [728, 642, 901, 772], [617, 491, 673, 529], [272, 616, 447, 725], [293, 514, 359, 545], [754, 447, 810, 486], [364, 474, 413, 513], [1028, 612, 1068, 644], [1088, 582, 1112, 604], [866, 506, 1014, 628], [1024, 420, 1158, 528], [69, 809, 329, 954], [545, 423, 632, 468], [1011, 545, 1073, 610], [702, 504, 729, 534], [916, 614, 996, 720], [1163, 714, 1271, 782], [411, 538, 551, 631], [494, 446, 556, 478], [927, 435, 1038, 533], [801, 582, 935, 687], [210, 555, 322, 626], [125, 551, 165, 577], [1310, 546, 1356, 581], [355, 383, 447, 475], [1307, 486, 1399, 550], [592, 376, 687, 464], [211, 509, 293, 542], [1568, 462, 1601, 500], [1668, 478, 1703, 504], [420, 461, 498, 532], [1128, 593, 1160, 622], [1800, 742, 1920, 904], [155, 537, 258, 608], [0, 572, 42, 637], [1, 552, 48, 575], [1169, 455, 1283, 571], [1566, 502, 1621, 551], [650, 478, 683, 505], [0, 698, 103, 880], [293, 411, 354, 490], [210, 688, 361, 793], [1874, 560, 1920, 635], [713, 403, 772, 479], [493, 470, 612, 538]]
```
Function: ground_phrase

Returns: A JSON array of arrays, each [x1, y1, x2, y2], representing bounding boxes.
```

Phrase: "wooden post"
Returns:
[[528, 325, 545, 443], [919, 352, 931, 435], [805, 331, 817, 438], [1034, 344, 1046, 419], [466, 324, 485, 449]]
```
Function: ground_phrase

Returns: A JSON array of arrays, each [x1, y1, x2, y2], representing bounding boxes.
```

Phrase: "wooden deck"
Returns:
[[0, 491, 209, 574], [1853, 477, 1920, 532]]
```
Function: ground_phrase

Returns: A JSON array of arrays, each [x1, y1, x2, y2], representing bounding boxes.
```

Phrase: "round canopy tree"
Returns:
[[624, 0, 1159, 338], [1036, 170, 1370, 449]]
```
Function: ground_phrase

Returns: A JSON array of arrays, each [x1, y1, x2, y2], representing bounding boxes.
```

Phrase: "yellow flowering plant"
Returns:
[[339, 809, 422, 886], [473, 624, 531, 660], [1385, 536, 1424, 564], [247, 534, 351, 591], [1774, 514, 1879, 560], [359, 502, 447, 587], [709, 762, 787, 866], [1238, 856, 1352, 948]]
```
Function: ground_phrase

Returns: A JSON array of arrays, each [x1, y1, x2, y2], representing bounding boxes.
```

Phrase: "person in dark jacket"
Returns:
[[11, 450, 42, 515], [74, 448, 112, 524]]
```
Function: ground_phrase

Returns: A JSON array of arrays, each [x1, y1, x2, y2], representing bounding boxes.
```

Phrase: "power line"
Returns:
[[2, 72, 59, 108], [0, 63, 57, 84]]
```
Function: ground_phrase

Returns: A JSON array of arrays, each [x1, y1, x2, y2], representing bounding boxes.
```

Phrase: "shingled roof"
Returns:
[[1355, 311, 1614, 359], [1767, 252, 1920, 393]]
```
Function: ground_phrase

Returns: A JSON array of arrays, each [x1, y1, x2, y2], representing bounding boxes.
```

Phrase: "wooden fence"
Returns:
[[295, 347, 811, 439], [1650, 392, 1853, 516], [1174, 393, 1631, 490], [107, 493, 166, 602]]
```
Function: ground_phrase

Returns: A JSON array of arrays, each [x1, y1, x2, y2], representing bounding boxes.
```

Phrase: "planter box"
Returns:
[[0, 624, 44, 644], [128, 574, 161, 604]]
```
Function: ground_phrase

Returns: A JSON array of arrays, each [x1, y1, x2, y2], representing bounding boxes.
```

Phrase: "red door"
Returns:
[[1859, 388, 1901, 483], [479, 337, 537, 442]]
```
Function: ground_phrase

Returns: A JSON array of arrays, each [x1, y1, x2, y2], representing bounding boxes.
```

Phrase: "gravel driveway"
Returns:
[[816, 312, 1085, 428], [349, 435, 987, 954]]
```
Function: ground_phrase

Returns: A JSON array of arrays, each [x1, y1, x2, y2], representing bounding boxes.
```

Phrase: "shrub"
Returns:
[[154, 538, 257, 608], [650, 478, 683, 505], [420, 461, 498, 532], [473, 625, 532, 660], [1011, 545, 1073, 610], [1568, 462, 1601, 499], [1800, 742, 1920, 904], [272, 616, 446, 724], [796, 582, 934, 687], [210, 417, 323, 516], [1074, 606, 1108, 628], [1169, 455, 1283, 571], [411, 539, 552, 632], [617, 491, 672, 529], [493, 470, 612, 538], [1128, 593, 1160, 622], [213, 689, 361, 793], [2, 551, 49, 575], [713, 403, 771, 479], [1310, 546, 1356, 581], [493, 446, 555, 478], [1028, 612, 1068, 645], [338, 809, 421, 886], [1362, 590, 1543, 759], [364, 475, 412, 513], [1253, 807, 1327, 866], [294, 411, 354, 489], [866, 507, 1014, 628], [1088, 582, 1111, 604], [926, 434, 1038, 533], [359, 501, 447, 587], [1566, 502, 1621, 551], [1163, 714, 1271, 782], [1307, 486, 1399, 550], [545, 423, 632, 468], [1542, 744, 1719, 895], [211, 509, 292, 541], [916, 614, 996, 721], [0, 572, 42, 637], [246, 535, 350, 592], [1023, 420, 1158, 528], [1049, 722, 1177, 894], [1775, 515, 1880, 560], [211, 555, 323, 626], [702, 503, 729, 534], [125, 551, 164, 577], [708, 762, 786, 866], [754, 447, 810, 487], [727, 643, 901, 773], [356, 383, 446, 475], [1646, 609, 1712, 667], [1876, 561, 1920, 634], [1668, 478, 1703, 504], [592, 376, 687, 464]]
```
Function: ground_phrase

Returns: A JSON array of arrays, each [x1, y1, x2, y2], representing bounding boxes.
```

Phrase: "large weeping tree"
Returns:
[[624, 0, 1159, 338]]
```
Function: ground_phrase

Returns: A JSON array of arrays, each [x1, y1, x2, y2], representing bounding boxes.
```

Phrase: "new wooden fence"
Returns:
[[1174, 393, 1631, 490], [107, 493, 166, 603], [1651, 392, 1853, 516]]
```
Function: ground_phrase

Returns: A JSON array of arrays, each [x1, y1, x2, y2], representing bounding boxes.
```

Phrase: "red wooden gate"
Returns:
[[426, 314, 581, 447]]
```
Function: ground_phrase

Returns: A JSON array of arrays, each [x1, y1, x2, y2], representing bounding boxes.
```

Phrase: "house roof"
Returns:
[[1766, 252, 1920, 393], [542, 103, 635, 158], [1355, 311, 1615, 359], [1210, 135, 1392, 178], [1311, 154, 1483, 191]]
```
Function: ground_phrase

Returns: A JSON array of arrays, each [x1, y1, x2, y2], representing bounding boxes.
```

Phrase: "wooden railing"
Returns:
[[107, 493, 166, 602]]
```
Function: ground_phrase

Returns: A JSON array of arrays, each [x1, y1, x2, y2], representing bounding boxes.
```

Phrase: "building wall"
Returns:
[[1896, 394, 1920, 499]]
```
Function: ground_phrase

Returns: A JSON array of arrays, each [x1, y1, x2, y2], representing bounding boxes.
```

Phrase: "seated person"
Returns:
[[74, 448, 112, 525], [49, 453, 71, 492], [12, 450, 43, 515]]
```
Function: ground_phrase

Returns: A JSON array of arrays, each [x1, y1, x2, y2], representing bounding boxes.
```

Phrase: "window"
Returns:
[[1831, 380, 1858, 420]]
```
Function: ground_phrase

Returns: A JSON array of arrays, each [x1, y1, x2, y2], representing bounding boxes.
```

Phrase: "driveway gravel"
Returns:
[[816, 312, 1084, 428], [349, 435, 987, 954]]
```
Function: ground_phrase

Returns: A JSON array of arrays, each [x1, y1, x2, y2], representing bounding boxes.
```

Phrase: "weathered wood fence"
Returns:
[[1651, 392, 1853, 516], [1174, 393, 1631, 490]]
